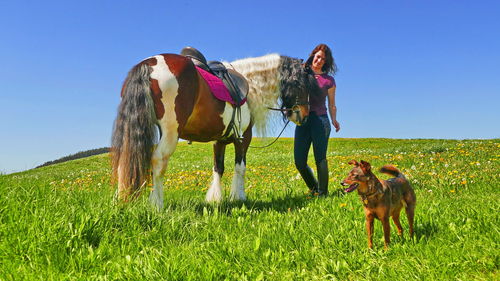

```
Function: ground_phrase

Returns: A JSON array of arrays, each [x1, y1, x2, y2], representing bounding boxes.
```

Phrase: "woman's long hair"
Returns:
[[304, 43, 338, 75]]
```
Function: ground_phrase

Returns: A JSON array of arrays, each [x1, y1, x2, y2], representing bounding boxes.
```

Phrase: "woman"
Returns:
[[295, 43, 340, 197]]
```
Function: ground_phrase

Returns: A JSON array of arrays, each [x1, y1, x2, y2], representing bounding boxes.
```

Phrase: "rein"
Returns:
[[249, 119, 290, 149], [251, 94, 308, 148]]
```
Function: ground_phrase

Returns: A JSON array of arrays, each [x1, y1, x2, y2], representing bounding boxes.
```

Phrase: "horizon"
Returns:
[[3, 136, 498, 175], [1, 0, 499, 173]]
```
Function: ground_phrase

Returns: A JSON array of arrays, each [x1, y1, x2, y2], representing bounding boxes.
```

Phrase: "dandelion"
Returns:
[[450, 189, 455, 193], [340, 203, 347, 208]]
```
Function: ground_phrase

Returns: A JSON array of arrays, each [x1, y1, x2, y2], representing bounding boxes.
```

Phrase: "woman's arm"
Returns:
[[327, 86, 340, 132]]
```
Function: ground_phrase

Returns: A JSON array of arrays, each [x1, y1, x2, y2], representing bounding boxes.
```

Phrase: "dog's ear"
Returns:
[[348, 160, 359, 166], [360, 160, 371, 173]]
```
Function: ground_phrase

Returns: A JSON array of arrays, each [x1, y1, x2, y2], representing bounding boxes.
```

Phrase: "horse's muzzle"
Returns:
[[290, 105, 309, 126]]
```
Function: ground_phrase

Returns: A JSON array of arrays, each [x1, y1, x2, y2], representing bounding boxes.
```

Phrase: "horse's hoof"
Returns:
[[206, 190, 223, 203], [205, 197, 222, 204], [229, 193, 247, 201]]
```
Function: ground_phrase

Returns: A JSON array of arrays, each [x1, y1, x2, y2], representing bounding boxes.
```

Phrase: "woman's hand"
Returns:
[[332, 119, 340, 132]]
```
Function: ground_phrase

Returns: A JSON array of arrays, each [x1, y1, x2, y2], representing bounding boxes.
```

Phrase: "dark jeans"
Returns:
[[294, 112, 331, 169]]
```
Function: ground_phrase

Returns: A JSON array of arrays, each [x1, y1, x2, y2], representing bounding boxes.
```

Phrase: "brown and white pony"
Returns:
[[112, 53, 320, 209]]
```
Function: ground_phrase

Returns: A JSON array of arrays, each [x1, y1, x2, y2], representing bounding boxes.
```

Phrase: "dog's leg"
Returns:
[[382, 215, 391, 249], [365, 213, 375, 249], [406, 204, 416, 238], [392, 210, 403, 236], [403, 186, 417, 238]]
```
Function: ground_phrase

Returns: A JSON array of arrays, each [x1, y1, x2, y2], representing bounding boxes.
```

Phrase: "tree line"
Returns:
[[36, 147, 110, 168]]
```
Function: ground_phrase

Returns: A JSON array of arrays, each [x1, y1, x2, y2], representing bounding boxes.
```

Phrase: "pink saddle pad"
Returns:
[[195, 66, 246, 106]]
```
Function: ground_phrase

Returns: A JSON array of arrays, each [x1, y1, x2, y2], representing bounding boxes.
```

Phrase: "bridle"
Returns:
[[250, 93, 309, 149], [267, 92, 310, 114]]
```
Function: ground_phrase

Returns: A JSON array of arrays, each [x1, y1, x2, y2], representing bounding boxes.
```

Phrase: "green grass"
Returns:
[[0, 138, 498, 280]]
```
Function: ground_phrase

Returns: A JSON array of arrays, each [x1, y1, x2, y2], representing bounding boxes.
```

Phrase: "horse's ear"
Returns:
[[360, 160, 371, 173], [348, 160, 359, 166]]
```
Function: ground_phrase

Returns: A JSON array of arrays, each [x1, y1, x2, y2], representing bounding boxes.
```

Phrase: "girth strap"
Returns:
[[221, 104, 243, 142]]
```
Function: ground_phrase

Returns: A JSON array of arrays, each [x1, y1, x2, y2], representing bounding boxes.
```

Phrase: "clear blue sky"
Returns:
[[1, 0, 499, 173]]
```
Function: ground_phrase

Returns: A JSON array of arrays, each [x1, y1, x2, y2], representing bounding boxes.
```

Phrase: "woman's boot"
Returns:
[[297, 165, 318, 194], [317, 159, 329, 196]]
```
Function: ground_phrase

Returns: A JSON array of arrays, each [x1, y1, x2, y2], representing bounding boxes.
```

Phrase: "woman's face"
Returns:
[[312, 50, 326, 70]]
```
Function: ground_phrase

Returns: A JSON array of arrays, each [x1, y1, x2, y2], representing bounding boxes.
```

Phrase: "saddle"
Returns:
[[181, 47, 247, 106]]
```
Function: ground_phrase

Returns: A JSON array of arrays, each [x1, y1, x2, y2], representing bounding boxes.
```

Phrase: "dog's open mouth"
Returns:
[[344, 183, 358, 193]]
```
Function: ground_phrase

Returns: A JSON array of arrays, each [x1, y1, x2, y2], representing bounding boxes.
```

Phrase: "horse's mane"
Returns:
[[226, 54, 321, 136], [225, 54, 282, 136]]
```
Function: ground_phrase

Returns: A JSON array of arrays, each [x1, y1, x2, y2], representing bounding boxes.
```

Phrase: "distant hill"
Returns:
[[36, 147, 110, 168]]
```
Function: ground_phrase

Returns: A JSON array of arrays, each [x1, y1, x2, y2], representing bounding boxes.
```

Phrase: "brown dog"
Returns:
[[341, 160, 416, 249]]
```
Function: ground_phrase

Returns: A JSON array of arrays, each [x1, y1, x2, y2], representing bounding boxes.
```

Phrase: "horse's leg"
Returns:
[[149, 128, 178, 210], [229, 128, 252, 201], [116, 164, 129, 202], [206, 141, 226, 203]]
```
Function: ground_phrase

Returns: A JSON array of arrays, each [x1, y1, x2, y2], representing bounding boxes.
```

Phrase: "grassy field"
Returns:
[[0, 138, 498, 280]]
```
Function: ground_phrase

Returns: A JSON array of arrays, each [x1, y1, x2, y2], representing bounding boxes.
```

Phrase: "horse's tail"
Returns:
[[111, 62, 156, 201]]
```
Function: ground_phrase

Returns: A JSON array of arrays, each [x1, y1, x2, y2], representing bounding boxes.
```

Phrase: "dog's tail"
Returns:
[[381, 165, 416, 214], [379, 165, 403, 178]]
